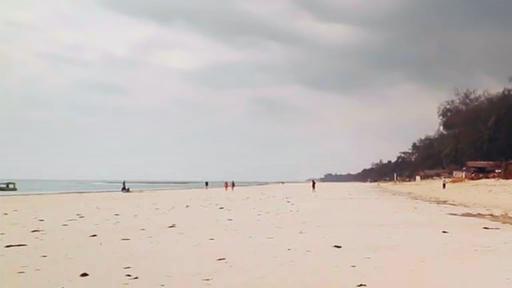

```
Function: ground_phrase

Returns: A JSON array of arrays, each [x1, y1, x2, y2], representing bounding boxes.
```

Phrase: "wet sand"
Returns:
[[2, 183, 512, 287]]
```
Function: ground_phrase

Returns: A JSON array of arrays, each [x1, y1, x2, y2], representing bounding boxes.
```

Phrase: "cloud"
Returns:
[[1, 0, 511, 180], [104, 0, 512, 92]]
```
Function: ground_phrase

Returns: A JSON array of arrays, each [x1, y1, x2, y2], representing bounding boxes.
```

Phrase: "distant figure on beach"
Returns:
[[224, 182, 229, 191], [312, 180, 316, 191], [442, 179, 447, 189], [121, 181, 130, 193], [205, 181, 209, 189], [231, 181, 235, 191]]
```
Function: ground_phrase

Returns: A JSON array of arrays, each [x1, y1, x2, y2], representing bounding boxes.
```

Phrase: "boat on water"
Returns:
[[0, 182, 17, 191]]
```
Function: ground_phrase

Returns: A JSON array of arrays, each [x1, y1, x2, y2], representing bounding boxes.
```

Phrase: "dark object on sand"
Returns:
[[167, 224, 176, 228], [121, 181, 131, 192], [205, 181, 209, 189], [312, 180, 316, 191], [482, 226, 500, 230], [89, 234, 98, 237], [5, 244, 27, 248], [441, 230, 449, 234], [333, 245, 342, 249], [356, 284, 367, 287], [442, 179, 447, 189], [216, 257, 226, 261], [0, 182, 17, 191], [79, 272, 89, 277]]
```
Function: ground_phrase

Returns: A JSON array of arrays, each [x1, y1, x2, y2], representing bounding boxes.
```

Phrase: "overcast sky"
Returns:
[[1, 0, 511, 181]]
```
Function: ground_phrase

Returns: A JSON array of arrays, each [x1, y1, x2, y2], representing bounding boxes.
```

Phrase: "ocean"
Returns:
[[0, 179, 267, 196]]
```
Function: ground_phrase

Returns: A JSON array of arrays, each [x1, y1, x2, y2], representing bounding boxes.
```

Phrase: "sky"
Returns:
[[1, 0, 511, 181]]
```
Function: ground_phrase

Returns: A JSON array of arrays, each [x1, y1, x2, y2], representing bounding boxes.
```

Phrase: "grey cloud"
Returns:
[[105, 0, 512, 93], [298, 0, 512, 88], [104, 0, 302, 45]]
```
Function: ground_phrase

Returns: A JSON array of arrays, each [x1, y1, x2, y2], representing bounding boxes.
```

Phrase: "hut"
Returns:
[[465, 161, 503, 180]]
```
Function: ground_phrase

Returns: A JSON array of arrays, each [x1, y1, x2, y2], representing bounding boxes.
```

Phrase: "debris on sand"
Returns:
[[333, 245, 342, 249], [482, 226, 500, 230], [30, 229, 43, 233], [216, 257, 226, 261], [168, 224, 176, 228], [5, 244, 27, 248], [441, 230, 449, 234], [89, 234, 98, 237], [121, 238, 130, 241], [79, 272, 89, 277], [356, 284, 367, 287]]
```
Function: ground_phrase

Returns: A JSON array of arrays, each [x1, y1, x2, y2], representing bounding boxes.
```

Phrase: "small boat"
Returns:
[[0, 182, 17, 191]]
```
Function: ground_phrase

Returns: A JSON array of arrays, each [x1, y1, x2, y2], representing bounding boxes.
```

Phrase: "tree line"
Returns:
[[322, 85, 512, 182]]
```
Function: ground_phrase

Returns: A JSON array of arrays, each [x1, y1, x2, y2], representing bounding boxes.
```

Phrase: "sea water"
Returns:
[[0, 179, 266, 196]]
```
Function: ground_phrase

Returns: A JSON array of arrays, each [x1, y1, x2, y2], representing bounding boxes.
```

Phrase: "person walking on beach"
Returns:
[[312, 180, 316, 191], [231, 181, 235, 191], [224, 181, 229, 191], [205, 181, 209, 189], [121, 180, 127, 192]]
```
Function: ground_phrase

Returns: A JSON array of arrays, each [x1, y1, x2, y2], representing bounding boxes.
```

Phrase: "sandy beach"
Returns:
[[2, 182, 512, 287], [382, 179, 512, 215]]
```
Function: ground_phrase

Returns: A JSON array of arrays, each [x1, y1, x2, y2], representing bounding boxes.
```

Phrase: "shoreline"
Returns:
[[0, 182, 273, 197]]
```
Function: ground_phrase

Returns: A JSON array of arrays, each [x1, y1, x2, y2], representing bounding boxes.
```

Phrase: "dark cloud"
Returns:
[[297, 0, 512, 88], [105, 0, 512, 92]]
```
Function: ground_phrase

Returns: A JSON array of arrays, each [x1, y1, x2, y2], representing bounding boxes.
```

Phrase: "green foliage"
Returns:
[[322, 86, 512, 182]]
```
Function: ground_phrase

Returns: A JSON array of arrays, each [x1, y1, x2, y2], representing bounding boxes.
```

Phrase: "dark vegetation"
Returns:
[[322, 85, 512, 182]]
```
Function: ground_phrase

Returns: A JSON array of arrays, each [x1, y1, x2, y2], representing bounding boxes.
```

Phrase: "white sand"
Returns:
[[382, 179, 512, 214], [2, 183, 512, 287]]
